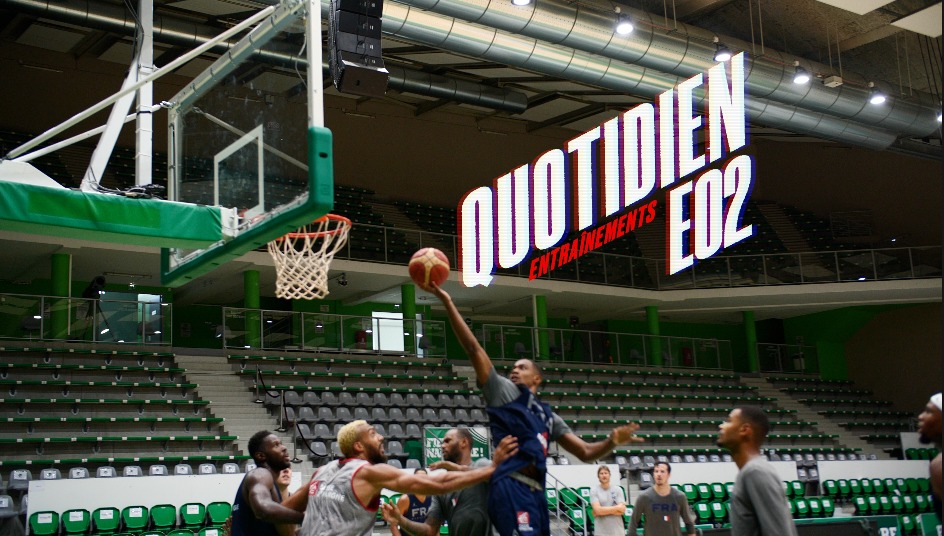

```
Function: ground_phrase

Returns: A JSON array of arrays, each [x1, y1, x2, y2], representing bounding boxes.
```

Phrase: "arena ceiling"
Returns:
[[0, 0, 941, 323]]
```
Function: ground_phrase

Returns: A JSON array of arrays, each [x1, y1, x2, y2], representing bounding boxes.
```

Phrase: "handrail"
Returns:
[[332, 222, 941, 291]]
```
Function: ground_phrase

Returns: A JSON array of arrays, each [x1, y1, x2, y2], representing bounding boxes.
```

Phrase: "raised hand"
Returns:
[[492, 435, 519, 466], [381, 502, 403, 524], [610, 422, 644, 445]]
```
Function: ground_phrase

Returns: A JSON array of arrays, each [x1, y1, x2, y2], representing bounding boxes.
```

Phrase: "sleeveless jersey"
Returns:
[[485, 384, 555, 481], [230, 471, 282, 536], [404, 494, 432, 523], [299, 458, 380, 536]]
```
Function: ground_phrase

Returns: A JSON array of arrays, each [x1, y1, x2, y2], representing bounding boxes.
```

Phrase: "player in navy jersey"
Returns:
[[429, 283, 644, 536]]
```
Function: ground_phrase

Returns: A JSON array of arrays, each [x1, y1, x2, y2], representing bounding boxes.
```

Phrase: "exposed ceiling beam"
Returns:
[[526, 102, 607, 132], [674, 0, 737, 20], [833, 24, 902, 53]]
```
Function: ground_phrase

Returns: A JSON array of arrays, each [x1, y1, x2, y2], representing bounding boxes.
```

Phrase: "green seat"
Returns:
[[853, 497, 869, 516], [790, 481, 805, 498], [902, 495, 915, 513], [890, 495, 903, 513], [697, 484, 712, 501], [725, 482, 735, 497], [849, 479, 862, 497], [682, 484, 697, 502], [150, 504, 177, 531], [906, 448, 920, 460], [92, 507, 121, 534], [860, 478, 874, 495], [710, 502, 727, 522], [794, 499, 810, 518], [821, 498, 835, 517], [206, 502, 232, 527], [139, 532, 165, 536], [29, 512, 60, 536], [914, 494, 928, 512], [695, 503, 712, 524], [883, 479, 897, 494], [872, 478, 886, 495], [822, 480, 839, 499], [569, 508, 586, 532], [179, 503, 206, 529], [578, 487, 592, 507], [560, 488, 582, 509], [121, 506, 150, 533], [167, 531, 195, 536], [905, 478, 919, 494], [63, 508, 91, 534], [901, 515, 915, 534], [878, 495, 892, 514], [917, 479, 930, 493], [895, 479, 908, 493], [198, 529, 223, 536], [808, 498, 822, 518], [711, 483, 726, 500], [546, 488, 559, 511], [837, 479, 851, 498]]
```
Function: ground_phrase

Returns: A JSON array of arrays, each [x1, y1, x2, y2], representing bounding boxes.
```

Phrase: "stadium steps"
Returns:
[[368, 199, 455, 252], [739, 377, 887, 459], [450, 364, 478, 390], [173, 354, 317, 479], [756, 202, 812, 253]]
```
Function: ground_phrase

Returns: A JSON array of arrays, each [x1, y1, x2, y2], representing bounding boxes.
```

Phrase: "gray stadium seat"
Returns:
[[405, 408, 422, 423], [283, 406, 297, 425], [297, 407, 317, 423], [243, 461, 257, 472], [372, 407, 391, 424], [39, 469, 61, 481], [373, 393, 390, 407], [470, 409, 487, 423], [639, 472, 653, 489], [546, 457, 556, 465], [406, 394, 422, 408], [222, 463, 240, 474], [709, 454, 721, 463], [683, 455, 696, 464], [330, 442, 342, 458], [406, 459, 422, 470], [387, 441, 405, 457], [149, 465, 168, 476], [454, 408, 471, 423], [438, 409, 455, 424], [198, 464, 217, 475], [722, 454, 733, 463], [670, 455, 683, 464], [388, 459, 403, 469], [96, 466, 117, 478], [69, 467, 90, 479], [303, 392, 321, 407], [389, 393, 407, 407], [614, 456, 628, 470], [321, 392, 339, 406], [317, 407, 338, 424], [7, 470, 31, 491], [388, 424, 405, 440], [388, 408, 406, 423], [656, 455, 669, 464], [313, 423, 333, 441], [355, 393, 373, 407], [422, 408, 439, 424], [354, 407, 370, 421], [422, 394, 438, 407], [122, 466, 142, 477], [642, 456, 656, 470], [405, 424, 422, 440], [453, 394, 470, 408], [338, 392, 356, 407], [438, 394, 455, 408], [0, 495, 15, 519], [296, 423, 313, 441], [335, 407, 353, 423], [284, 391, 303, 407], [174, 464, 193, 475], [469, 395, 483, 407]]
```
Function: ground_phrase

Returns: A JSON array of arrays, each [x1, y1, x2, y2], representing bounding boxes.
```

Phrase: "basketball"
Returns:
[[409, 248, 450, 290]]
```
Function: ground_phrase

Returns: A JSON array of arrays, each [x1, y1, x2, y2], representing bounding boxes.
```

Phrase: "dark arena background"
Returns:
[[0, 0, 941, 534]]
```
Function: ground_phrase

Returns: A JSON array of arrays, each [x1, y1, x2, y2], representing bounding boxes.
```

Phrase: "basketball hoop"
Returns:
[[267, 214, 352, 300]]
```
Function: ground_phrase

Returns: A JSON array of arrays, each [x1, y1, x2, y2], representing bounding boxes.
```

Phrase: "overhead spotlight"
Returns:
[[713, 37, 732, 62], [615, 11, 633, 35], [868, 82, 886, 105], [793, 61, 810, 85], [937, 105, 942, 123], [511, 0, 531, 6]]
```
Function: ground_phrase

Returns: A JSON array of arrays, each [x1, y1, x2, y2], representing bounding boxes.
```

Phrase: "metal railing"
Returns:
[[220, 307, 447, 356], [757, 343, 819, 374], [481, 324, 734, 370], [333, 224, 941, 290], [0, 292, 171, 345]]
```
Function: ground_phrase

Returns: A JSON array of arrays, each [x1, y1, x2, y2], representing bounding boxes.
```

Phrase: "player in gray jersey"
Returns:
[[628, 462, 695, 536], [717, 406, 798, 536], [285, 420, 518, 536]]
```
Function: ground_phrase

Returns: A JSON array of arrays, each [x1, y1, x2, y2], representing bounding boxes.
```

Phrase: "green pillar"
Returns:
[[646, 305, 662, 366], [244, 270, 261, 348], [743, 310, 759, 373], [401, 284, 416, 354], [50, 254, 71, 340], [533, 295, 549, 361]]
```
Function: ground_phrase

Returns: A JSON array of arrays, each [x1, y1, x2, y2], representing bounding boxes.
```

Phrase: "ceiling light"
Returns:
[[868, 82, 886, 105], [793, 61, 810, 85], [512, 0, 531, 6], [615, 13, 634, 35], [713, 37, 732, 63]]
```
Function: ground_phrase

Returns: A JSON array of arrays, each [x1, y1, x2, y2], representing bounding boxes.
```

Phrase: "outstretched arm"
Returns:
[[381, 502, 440, 536], [556, 423, 644, 463], [429, 282, 492, 386]]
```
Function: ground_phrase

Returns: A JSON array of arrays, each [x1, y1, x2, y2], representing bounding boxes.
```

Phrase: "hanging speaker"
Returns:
[[328, 0, 389, 97]]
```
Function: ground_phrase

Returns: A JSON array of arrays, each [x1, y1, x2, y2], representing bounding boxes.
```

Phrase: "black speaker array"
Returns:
[[328, 0, 389, 97]]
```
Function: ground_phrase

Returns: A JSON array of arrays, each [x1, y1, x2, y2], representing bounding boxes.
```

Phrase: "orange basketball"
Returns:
[[409, 248, 450, 290]]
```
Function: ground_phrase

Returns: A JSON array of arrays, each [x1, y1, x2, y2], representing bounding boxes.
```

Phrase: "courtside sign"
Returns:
[[458, 52, 754, 287]]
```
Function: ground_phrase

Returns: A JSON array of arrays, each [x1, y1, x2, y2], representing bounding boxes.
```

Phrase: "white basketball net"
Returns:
[[267, 215, 351, 300]]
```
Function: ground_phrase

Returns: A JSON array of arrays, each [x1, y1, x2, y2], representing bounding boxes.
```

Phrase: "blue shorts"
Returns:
[[488, 475, 549, 536]]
